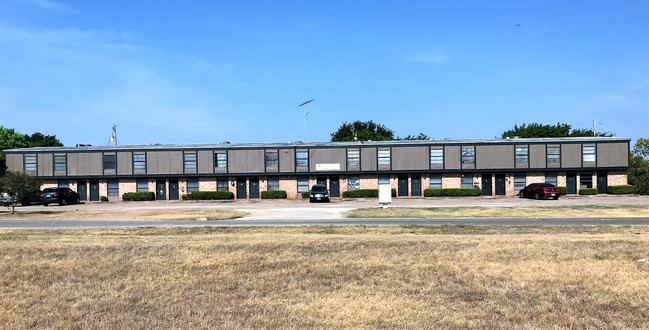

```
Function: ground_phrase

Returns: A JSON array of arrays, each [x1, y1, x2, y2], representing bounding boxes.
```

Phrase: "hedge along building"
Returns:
[[4, 137, 630, 201]]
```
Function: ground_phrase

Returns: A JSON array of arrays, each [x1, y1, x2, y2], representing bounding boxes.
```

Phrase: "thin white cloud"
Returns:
[[404, 50, 449, 65], [28, 0, 74, 12]]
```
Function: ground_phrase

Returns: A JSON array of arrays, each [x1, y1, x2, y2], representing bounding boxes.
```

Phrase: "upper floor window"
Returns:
[[215, 152, 227, 169], [430, 147, 443, 168], [515, 146, 528, 166], [547, 146, 560, 165], [378, 149, 391, 169], [133, 152, 146, 171], [24, 154, 37, 175], [184, 152, 197, 170], [461, 146, 475, 165], [265, 150, 279, 170], [103, 153, 116, 170], [54, 153, 66, 173], [347, 149, 360, 168], [583, 145, 596, 163], [296, 150, 309, 168]]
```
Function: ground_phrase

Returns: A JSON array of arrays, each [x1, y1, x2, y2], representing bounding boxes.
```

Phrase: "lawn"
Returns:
[[1, 226, 648, 329]]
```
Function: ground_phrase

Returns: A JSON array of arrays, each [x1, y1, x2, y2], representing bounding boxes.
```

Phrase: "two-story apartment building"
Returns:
[[4, 137, 630, 201]]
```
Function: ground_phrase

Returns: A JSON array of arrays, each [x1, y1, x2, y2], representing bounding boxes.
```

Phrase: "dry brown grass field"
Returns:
[[1, 226, 648, 329], [0, 209, 247, 220]]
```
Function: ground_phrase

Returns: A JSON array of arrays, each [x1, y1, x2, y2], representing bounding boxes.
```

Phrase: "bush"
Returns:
[[261, 190, 287, 199], [301, 191, 310, 199], [579, 188, 598, 195], [423, 188, 482, 197], [122, 192, 155, 201], [100, 196, 109, 202], [558, 186, 568, 195], [188, 191, 234, 200], [342, 189, 396, 198], [607, 185, 636, 194]]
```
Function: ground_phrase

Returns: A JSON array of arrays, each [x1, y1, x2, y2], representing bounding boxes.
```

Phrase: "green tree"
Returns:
[[0, 126, 30, 176], [401, 132, 431, 140], [0, 171, 41, 214], [331, 120, 395, 142], [501, 122, 614, 138], [24, 132, 63, 147], [629, 138, 649, 195]]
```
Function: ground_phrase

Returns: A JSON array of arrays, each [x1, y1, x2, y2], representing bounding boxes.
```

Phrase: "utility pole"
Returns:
[[593, 119, 602, 136], [109, 124, 118, 146], [298, 99, 315, 142]]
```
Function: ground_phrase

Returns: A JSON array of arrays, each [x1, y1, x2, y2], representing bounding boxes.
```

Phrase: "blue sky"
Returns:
[[1, 0, 647, 146]]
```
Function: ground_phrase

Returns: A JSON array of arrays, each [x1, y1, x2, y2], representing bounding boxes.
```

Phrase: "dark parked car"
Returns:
[[309, 184, 330, 203], [519, 183, 561, 200], [21, 190, 42, 206], [42, 187, 81, 206]]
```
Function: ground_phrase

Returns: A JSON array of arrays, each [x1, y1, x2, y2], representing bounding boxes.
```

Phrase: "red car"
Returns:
[[519, 183, 561, 200]]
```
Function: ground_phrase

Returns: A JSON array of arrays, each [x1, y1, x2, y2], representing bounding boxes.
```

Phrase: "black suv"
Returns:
[[309, 184, 330, 203], [42, 187, 81, 206]]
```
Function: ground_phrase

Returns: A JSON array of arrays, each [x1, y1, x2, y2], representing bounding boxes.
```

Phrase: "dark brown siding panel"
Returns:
[[169, 151, 183, 174], [197, 150, 213, 174], [67, 153, 79, 175], [229, 150, 264, 173], [444, 146, 460, 170], [597, 142, 629, 167], [147, 152, 158, 174], [279, 148, 295, 173], [117, 152, 132, 175], [393, 146, 428, 171], [477, 145, 514, 169], [561, 144, 581, 168], [361, 147, 377, 171], [529, 144, 546, 169]]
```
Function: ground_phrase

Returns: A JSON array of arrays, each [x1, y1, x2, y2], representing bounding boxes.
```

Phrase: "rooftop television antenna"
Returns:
[[298, 99, 315, 142], [593, 119, 603, 136], [108, 123, 118, 146]]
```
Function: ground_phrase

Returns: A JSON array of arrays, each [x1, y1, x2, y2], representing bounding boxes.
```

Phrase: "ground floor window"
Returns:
[[187, 178, 199, 193], [513, 174, 526, 192], [297, 176, 309, 193], [137, 179, 148, 192], [461, 174, 473, 189], [347, 176, 360, 190], [430, 174, 442, 189], [217, 179, 229, 192], [378, 175, 390, 185], [58, 180, 69, 188], [267, 177, 280, 191], [107, 179, 119, 196], [580, 174, 593, 188], [545, 172, 558, 186]]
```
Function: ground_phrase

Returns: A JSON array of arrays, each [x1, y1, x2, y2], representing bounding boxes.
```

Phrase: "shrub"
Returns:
[[189, 191, 234, 200], [100, 196, 109, 202], [342, 189, 396, 198], [261, 190, 287, 199], [558, 186, 568, 195], [579, 188, 598, 195], [423, 188, 482, 197], [122, 192, 155, 201], [301, 191, 310, 199], [607, 185, 635, 194]]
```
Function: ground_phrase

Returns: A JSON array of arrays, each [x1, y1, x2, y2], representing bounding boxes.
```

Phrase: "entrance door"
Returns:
[[481, 174, 492, 196], [566, 173, 577, 194], [77, 181, 88, 201], [398, 176, 408, 197], [156, 180, 166, 200], [330, 177, 340, 198], [237, 179, 247, 199], [169, 180, 179, 200], [411, 176, 421, 197], [90, 181, 99, 201], [597, 173, 608, 194], [249, 178, 259, 199], [495, 174, 506, 196]]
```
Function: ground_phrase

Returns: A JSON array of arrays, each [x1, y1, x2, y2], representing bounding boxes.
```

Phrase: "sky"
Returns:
[[1, 0, 647, 147]]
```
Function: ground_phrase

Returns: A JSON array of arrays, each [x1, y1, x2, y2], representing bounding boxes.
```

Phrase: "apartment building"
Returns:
[[4, 137, 630, 201]]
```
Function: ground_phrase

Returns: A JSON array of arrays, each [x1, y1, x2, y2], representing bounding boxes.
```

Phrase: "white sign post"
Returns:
[[378, 183, 392, 209]]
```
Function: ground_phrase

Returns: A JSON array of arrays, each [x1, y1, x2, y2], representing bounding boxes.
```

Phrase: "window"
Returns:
[[296, 150, 309, 168], [430, 147, 443, 167], [545, 173, 557, 186], [347, 176, 360, 190], [54, 153, 66, 173], [58, 180, 69, 188], [265, 150, 279, 170], [580, 174, 593, 188], [136, 179, 149, 192], [187, 178, 199, 193], [215, 152, 227, 169], [103, 154, 116, 170], [267, 177, 280, 191], [107, 179, 119, 196], [461, 146, 475, 165], [217, 179, 229, 192], [347, 149, 360, 168], [297, 176, 309, 193], [515, 146, 528, 166], [378, 175, 390, 185], [513, 174, 526, 192], [133, 152, 146, 172], [24, 154, 37, 175], [184, 152, 197, 170], [378, 149, 391, 169], [461, 174, 473, 188], [583, 145, 596, 163], [547, 146, 560, 165], [430, 174, 442, 189]]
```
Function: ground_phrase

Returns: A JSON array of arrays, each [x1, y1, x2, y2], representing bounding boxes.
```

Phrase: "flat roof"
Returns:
[[5, 136, 631, 153]]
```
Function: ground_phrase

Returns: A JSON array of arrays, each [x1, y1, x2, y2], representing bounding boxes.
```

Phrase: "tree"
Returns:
[[0, 126, 30, 176], [0, 171, 41, 214], [501, 122, 614, 138], [331, 121, 395, 142], [401, 132, 431, 140], [629, 138, 649, 195], [24, 132, 63, 147]]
